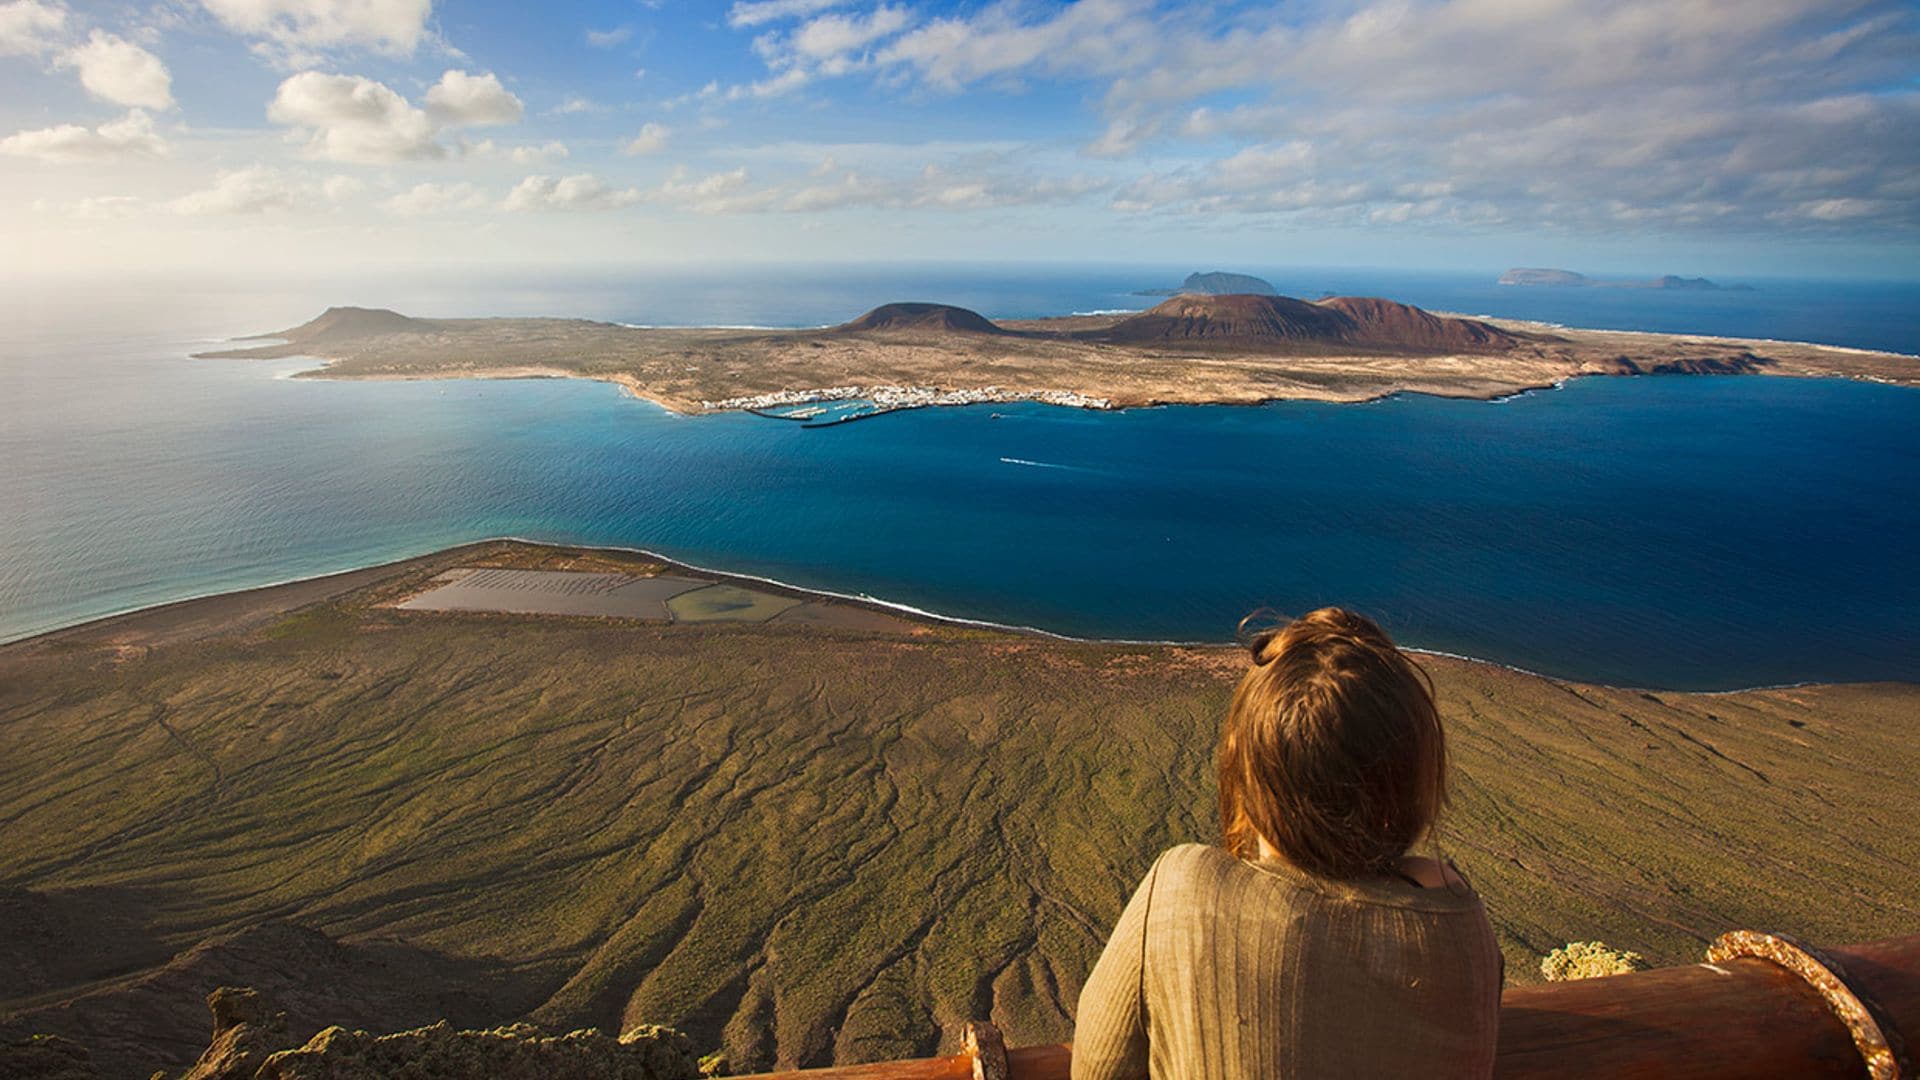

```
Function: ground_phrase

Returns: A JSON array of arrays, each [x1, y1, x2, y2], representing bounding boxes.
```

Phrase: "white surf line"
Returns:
[[999, 456, 1080, 471], [614, 322, 833, 331], [5, 531, 1852, 693], [510, 538, 1839, 693], [1473, 315, 1920, 360]]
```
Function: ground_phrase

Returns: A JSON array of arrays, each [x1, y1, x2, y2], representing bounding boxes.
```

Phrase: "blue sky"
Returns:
[[3, 0, 1917, 278]]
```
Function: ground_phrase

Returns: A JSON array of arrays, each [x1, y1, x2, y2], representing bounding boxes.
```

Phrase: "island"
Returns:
[[1497, 268, 1591, 286], [1134, 270, 1280, 296], [196, 291, 1918, 421], [1499, 267, 1755, 290]]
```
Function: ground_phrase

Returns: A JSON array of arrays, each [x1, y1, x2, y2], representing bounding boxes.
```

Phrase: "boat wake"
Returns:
[[999, 456, 1090, 472]]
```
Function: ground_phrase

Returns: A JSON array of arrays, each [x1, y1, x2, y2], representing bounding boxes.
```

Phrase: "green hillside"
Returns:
[[3, 542, 1916, 1078]]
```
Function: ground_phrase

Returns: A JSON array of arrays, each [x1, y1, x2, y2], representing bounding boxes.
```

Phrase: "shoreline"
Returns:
[[282, 354, 1914, 428], [258, 320, 1918, 419], [7, 536, 1906, 697], [194, 293, 1920, 423]]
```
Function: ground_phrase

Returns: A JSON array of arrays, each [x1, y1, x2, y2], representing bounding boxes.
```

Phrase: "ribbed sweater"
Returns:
[[1071, 844, 1502, 1079]]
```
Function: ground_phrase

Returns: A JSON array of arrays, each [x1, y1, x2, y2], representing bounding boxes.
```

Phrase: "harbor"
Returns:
[[716, 385, 1113, 426]]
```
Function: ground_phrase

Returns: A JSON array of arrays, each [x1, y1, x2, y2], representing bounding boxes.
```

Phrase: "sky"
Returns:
[[3, 0, 1917, 279]]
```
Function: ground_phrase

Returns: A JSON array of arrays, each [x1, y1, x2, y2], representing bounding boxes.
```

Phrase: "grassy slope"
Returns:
[[2, 545, 1916, 1075]]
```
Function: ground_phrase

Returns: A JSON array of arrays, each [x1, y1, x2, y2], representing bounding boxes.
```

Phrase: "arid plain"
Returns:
[[4, 541, 1916, 1078]]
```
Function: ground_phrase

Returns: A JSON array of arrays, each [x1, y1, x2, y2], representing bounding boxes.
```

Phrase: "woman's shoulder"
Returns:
[[1153, 842, 1232, 874], [1153, 843, 1488, 915], [1144, 843, 1252, 892]]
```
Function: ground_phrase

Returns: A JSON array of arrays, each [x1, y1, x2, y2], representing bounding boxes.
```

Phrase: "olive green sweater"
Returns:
[[1072, 844, 1502, 1079]]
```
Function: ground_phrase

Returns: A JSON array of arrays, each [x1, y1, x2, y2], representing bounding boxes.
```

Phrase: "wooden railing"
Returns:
[[735, 931, 1917, 1080]]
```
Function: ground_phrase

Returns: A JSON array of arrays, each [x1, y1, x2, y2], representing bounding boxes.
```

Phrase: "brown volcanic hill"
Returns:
[[1097, 293, 1520, 354], [255, 307, 438, 345], [1317, 296, 1520, 351], [1100, 294, 1356, 344], [833, 302, 1008, 335]]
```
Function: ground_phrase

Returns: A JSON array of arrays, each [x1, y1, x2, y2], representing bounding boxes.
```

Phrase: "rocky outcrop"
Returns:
[[0, 919, 523, 1080], [167, 989, 290, 1080], [1602, 351, 1768, 375], [0, 1034, 97, 1080], [159, 989, 700, 1080]]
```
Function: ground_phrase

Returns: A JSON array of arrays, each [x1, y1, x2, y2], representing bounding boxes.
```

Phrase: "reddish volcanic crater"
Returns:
[[1096, 293, 1521, 353]]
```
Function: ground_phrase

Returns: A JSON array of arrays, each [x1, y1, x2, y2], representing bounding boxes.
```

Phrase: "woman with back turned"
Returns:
[[1072, 608, 1502, 1079]]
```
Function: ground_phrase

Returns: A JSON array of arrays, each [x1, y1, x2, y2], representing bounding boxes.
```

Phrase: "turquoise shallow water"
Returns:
[[2, 267, 1916, 690]]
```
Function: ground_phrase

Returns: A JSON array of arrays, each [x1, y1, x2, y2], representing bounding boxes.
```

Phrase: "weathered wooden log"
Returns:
[[731, 932, 1919, 1080], [1497, 933, 1916, 1078]]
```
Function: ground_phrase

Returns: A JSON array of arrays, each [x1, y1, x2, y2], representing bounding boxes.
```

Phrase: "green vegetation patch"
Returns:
[[665, 585, 802, 624], [1540, 941, 1648, 981]]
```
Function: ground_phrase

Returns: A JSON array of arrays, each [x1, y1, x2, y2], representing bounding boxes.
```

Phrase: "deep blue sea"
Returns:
[[3, 264, 1916, 690]]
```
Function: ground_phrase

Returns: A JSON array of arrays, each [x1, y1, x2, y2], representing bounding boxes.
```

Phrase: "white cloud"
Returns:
[[738, 66, 811, 98], [644, 166, 777, 213], [0, 109, 165, 161], [384, 180, 486, 214], [59, 31, 174, 109], [197, 0, 433, 57], [784, 162, 1106, 212], [502, 173, 642, 211], [511, 140, 567, 164], [71, 194, 143, 219], [549, 96, 598, 115], [170, 166, 302, 214], [268, 71, 439, 162], [322, 174, 363, 200], [877, 0, 1156, 91], [585, 25, 630, 47], [727, 0, 844, 29], [716, 3, 911, 99], [851, 0, 1920, 234], [462, 137, 568, 163], [790, 5, 908, 59], [622, 122, 669, 155], [0, 0, 66, 56], [1794, 197, 1883, 221], [1085, 114, 1153, 158], [424, 69, 523, 126]]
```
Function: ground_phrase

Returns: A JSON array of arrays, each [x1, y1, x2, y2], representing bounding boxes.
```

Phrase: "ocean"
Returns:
[[2, 264, 1916, 690]]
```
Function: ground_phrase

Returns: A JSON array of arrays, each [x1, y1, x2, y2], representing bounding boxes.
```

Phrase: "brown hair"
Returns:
[[1218, 607, 1447, 880]]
